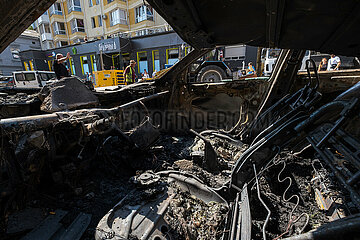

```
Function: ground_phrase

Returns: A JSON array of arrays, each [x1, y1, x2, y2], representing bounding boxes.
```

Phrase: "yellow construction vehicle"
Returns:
[[94, 70, 126, 88]]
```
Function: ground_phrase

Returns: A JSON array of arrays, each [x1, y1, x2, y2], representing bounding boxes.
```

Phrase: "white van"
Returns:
[[262, 49, 311, 76], [13, 71, 57, 89], [262, 49, 281, 76]]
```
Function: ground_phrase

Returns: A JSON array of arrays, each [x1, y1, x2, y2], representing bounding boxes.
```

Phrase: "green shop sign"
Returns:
[[72, 47, 77, 55]]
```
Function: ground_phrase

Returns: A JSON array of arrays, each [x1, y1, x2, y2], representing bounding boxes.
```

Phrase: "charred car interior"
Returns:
[[1, 0, 360, 240]]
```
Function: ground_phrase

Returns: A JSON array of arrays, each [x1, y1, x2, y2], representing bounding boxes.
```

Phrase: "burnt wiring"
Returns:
[[311, 159, 331, 193], [248, 148, 281, 189], [273, 160, 309, 240], [253, 163, 271, 240], [311, 159, 352, 215]]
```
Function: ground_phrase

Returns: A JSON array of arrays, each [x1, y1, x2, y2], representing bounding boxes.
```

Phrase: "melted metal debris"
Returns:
[[0, 93, 39, 105], [166, 184, 228, 240]]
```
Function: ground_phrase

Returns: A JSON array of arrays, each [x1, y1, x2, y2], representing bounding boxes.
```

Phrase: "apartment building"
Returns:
[[0, 30, 41, 76], [32, 11, 54, 50], [32, 0, 169, 50]]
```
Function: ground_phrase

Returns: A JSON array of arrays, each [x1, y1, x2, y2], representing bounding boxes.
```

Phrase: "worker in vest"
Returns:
[[124, 60, 136, 84]]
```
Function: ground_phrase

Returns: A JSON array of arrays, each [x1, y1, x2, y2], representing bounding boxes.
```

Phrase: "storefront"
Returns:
[[20, 31, 189, 79]]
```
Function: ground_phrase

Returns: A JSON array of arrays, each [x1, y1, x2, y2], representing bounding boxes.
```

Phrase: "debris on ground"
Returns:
[[166, 185, 228, 240], [38, 77, 98, 112]]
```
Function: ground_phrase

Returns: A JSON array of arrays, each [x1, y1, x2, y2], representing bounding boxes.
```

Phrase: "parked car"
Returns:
[[13, 71, 57, 89], [0, 76, 14, 89]]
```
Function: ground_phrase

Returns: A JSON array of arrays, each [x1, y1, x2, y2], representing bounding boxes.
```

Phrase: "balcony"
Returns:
[[135, 15, 154, 24], [38, 15, 50, 25], [71, 27, 85, 34], [118, 24, 173, 38], [54, 30, 66, 36], [50, 10, 63, 16], [41, 33, 53, 41]]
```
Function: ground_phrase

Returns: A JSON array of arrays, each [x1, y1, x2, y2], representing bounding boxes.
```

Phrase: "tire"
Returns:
[[196, 65, 227, 83]]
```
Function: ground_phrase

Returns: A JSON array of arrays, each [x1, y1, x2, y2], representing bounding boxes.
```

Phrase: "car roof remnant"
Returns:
[[147, 0, 360, 56]]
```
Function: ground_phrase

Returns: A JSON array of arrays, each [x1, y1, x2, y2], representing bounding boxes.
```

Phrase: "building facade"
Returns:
[[32, 0, 170, 50], [20, 31, 189, 79], [0, 30, 41, 76]]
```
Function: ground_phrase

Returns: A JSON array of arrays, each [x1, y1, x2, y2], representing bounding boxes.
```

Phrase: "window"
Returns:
[[49, 3, 62, 16], [15, 72, 35, 80], [73, 38, 82, 43], [48, 60, 53, 71], [10, 47, 20, 60], [135, 29, 150, 36], [88, 0, 93, 7], [91, 55, 97, 73], [185, 47, 191, 56], [39, 24, 51, 34], [52, 22, 66, 35], [67, 0, 81, 13], [44, 24, 51, 33], [18, 72, 34, 80], [107, 0, 114, 3], [39, 73, 56, 81], [137, 51, 148, 74], [152, 50, 160, 72], [39, 25, 44, 34], [110, 9, 127, 26], [23, 62, 29, 71], [70, 19, 85, 33], [135, 5, 153, 23], [91, 17, 96, 28], [167, 48, 179, 65], [15, 73, 25, 81], [98, 15, 103, 27], [96, 0, 100, 5], [80, 56, 90, 76], [31, 22, 37, 30], [122, 53, 130, 69], [69, 58, 76, 75], [28, 61, 34, 71], [55, 41, 68, 47]]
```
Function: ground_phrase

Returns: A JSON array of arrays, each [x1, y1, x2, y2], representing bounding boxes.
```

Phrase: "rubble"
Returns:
[[129, 117, 160, 149], [38, 77, 99, 112], [166, 184, 228, 240], [0, 93, 40, 118]]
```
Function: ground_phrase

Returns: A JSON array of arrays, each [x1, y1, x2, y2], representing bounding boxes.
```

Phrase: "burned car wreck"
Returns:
[[1, 0, 360, 240]]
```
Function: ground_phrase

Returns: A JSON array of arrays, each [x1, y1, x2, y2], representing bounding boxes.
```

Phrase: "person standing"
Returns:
[[142, 69, 149, 79], [124, 60, 136, 84], [53, 52, 71, 80], [152, 69, 157, 78], [327, 54, 341, 71], [318, 58, 328, 71], [247, 62, 256, 75]]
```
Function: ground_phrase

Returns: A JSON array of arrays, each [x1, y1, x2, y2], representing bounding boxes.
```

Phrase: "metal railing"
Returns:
[[54, 30, 66, 35], [116, 24, 173, 38], [50, 10, 63, 16], [71, 27, 85, 33]]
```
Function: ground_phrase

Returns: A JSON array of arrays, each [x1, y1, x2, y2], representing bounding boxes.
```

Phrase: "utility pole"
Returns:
[[256, 47, 263, 76], [100, 50, 104, 70]]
